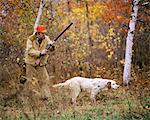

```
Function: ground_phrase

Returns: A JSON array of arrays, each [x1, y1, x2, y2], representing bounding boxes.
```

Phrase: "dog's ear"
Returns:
[[106, 82, 111, 89]]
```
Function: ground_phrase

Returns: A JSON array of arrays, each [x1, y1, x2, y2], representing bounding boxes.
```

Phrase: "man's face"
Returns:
[[36, 32, 45, 40]]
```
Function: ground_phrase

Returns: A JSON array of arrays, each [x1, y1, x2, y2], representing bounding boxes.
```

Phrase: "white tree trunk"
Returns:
[[123, 0, 139, 85], [34, 0, 45, 33]]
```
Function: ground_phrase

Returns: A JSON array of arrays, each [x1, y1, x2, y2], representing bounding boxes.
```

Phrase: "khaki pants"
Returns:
[[20, 64, 52, 113], [25, 64, 51, 99]]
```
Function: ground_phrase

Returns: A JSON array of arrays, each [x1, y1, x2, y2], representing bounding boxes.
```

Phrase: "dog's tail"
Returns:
[[52, 81, 69, 88]]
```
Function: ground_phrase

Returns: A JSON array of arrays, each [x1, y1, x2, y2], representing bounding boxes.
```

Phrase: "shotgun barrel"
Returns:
[[46, 22, 73, 50], [54, 22, 73, 42]]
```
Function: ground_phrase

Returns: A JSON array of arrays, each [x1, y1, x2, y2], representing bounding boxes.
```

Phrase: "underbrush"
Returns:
[[1, 84, 149, 120]]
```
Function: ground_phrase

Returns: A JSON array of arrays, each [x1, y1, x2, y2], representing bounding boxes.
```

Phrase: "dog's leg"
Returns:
[[90, 90, 99, 104], [90, 94, 96, 103], [70, 86, 81, 105]]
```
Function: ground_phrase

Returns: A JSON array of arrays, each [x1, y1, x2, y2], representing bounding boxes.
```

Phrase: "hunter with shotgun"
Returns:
[[24, 23, 73, 101]]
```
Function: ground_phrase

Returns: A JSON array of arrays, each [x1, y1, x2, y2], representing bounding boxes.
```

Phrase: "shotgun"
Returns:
[[46, 22, 73, 50], [36, 22, 73, 65]]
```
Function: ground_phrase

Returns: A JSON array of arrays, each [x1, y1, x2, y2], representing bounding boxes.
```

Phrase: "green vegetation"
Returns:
[[1, 87, 149, 120]]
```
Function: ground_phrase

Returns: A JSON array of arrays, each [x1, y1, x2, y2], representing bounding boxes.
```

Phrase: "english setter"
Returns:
[[53, 77, 119, 104]]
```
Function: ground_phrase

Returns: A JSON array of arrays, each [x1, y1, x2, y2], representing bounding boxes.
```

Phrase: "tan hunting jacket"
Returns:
[[24, 34, 53, 66]]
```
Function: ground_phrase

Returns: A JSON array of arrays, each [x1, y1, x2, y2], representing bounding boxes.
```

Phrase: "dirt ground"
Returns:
[[0, 77, 149, 120]]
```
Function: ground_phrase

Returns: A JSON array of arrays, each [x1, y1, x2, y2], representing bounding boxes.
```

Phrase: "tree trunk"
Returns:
[[85, 1, 92, 47], [67, 0, 71, 12], [49, 0, 53, 21], [85, 0, 93, 77], [34, 0, 45, 33], [123, 0, 139, 85]]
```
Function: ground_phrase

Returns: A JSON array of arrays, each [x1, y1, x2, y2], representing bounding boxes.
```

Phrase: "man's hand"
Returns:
[[35, 59, 40, 65], [40, 49, 48, 56], [49, 44, 55, 51]]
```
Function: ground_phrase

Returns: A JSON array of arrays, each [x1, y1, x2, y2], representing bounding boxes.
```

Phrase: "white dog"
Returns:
[[53, 77, 119, 104]]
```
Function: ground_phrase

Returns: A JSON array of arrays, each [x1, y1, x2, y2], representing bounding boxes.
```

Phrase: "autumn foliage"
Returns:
[[0, 0, 149, 119]]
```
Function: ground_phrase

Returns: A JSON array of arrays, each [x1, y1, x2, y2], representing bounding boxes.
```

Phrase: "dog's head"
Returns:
[[107, 81, 119, 89]]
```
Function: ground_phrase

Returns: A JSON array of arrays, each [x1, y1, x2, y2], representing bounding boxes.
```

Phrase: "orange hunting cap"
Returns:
[[36, 25, 47, 33]]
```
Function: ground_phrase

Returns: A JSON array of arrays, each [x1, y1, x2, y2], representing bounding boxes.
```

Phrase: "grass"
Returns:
[[0, 84, 150, 120], [2, 104, 150, 120]]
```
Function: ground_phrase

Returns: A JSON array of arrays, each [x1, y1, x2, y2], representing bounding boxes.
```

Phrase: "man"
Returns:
[[24, 25, 54, 100]]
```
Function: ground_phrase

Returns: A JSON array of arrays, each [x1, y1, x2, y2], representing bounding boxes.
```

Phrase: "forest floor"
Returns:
[[0, 77, 149, 120]]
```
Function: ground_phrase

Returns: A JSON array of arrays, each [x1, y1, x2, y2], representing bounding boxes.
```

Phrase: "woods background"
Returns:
[[0, 0, 149, 119]]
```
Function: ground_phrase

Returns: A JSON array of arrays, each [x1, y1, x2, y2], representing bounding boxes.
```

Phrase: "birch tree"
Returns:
[[34, 0, 45, 33], [123, 0, 139, 85]]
